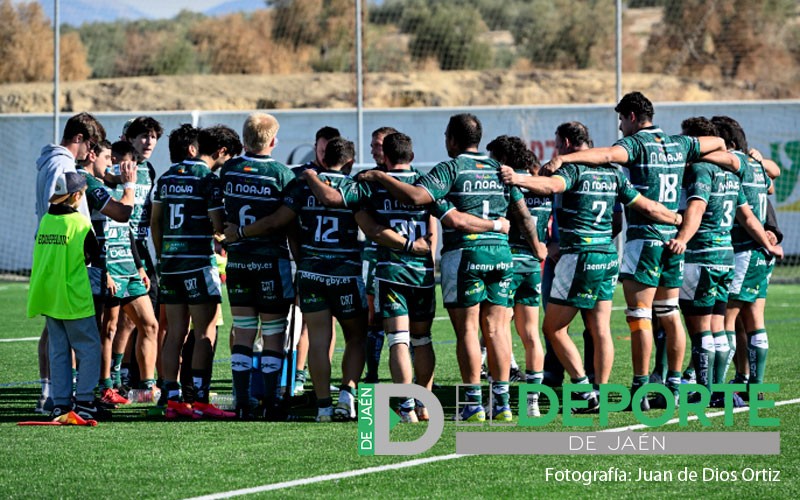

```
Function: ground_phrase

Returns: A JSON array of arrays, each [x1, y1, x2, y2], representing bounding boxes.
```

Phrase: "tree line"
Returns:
[[0, 0, 797, 86]]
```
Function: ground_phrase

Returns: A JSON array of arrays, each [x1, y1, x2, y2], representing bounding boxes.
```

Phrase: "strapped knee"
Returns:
[[411, 335, 432, 347], [261, 318, 287, 337], [232, 316, 259, 330], [625, 305, 652, 332], [653, 297, 679, 318], [387, 331, 410, 348]]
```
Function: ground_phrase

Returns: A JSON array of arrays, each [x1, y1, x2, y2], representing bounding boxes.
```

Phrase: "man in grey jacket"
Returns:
[[33, 112, 105, 413], [36, 112, 105, 223]]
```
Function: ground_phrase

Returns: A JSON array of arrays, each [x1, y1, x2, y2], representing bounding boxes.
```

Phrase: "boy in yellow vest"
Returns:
[[27, 172, 111, 421]]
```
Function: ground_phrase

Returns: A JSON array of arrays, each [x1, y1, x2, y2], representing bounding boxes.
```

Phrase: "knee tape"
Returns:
[[625, 306, 652, 332], [388, 331, 410, 348], [653, 298, 679, 318], [232, 316, 259, 330], [261, 318, 287, 337], [410, 335, 432, 347]]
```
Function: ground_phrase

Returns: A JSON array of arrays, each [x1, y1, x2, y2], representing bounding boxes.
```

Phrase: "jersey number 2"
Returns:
[[314, 216, 339, 243]]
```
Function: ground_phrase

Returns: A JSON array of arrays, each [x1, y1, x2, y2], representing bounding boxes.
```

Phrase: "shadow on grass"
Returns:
[[0, 383, 571, 423]]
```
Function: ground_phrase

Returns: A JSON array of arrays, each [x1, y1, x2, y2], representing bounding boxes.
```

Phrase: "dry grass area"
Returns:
[[0, 68, 793, 114]]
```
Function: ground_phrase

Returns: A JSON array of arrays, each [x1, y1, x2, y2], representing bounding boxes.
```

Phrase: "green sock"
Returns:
[[691, 331, 714, 390], [666, 370, 682, 395], [631, 374, 648, 391], [747, 329, 769, 385], [491, 381, 510, 408], [101, 377, 114, 390], [724, 330, 736, 379], [465, 385, 482, 406], [140, 379, 157, 390], [571, 376, 593, 399], [712, 331, 729, 385], [111, 352, 124, 386], [399, 398, 415, 412], [525, 371, 543, 384]]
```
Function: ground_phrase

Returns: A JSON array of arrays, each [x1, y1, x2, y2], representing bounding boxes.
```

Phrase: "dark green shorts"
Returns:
[[226, 256, 294, 314], [509, 268, 542, 307], [620, 239, 684, 288], [679, 263, 734, 314], [440, 245, 514, 308], [296, 269, 367, 319], [549, 252, 619, 309], [375, 279, 436, 322], [729, 249, 775, 303], [159, 266, 222, 305]]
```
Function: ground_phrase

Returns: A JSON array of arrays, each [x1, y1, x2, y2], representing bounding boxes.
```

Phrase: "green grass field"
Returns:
[[0, 281, 798, 499]]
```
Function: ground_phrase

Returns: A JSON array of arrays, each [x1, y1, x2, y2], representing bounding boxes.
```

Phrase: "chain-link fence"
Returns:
[[1, 0, 798, 111], [1, 0, 799, 279]]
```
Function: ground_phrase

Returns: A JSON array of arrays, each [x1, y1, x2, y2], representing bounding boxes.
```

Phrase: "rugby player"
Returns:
[[78, 141, 158, 403], [541, 92, 726, 410], [502, 120, 682, 413], [362, 126, 399, 384], [712, 116, 782, 398], [291, 126, 341, 396], [360, 114, 538, 422], [665, 117, 781, 407], [220, 113, 295, 420], [152, 125, 242, 420], [232, 138, 369, 422], [486, 135, 548, 417], [113, 117, 163, 393]]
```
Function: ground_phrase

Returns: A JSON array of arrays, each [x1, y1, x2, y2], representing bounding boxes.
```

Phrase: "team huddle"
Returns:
[[27, 91, 782, 423]]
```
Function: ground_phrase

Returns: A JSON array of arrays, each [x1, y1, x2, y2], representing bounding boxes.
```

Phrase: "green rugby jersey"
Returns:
[[79, 169, 138, 278], [153, 160, 222, 274], [355, 165, 388, 260], [415, 152, 522, 252], [340, 168, 435, 288], [554, 164, 640, 253], [284, 170, 361, 267], [684, 162, 747, 266], [730, 151, 772, 253], [509, 170, 552, 273], [128, 161, 156, 242], [221, 154, 294, 259], [614, 127, 701, 241]]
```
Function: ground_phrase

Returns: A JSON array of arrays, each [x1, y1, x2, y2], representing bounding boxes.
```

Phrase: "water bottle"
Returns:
[[210, 393, 235, 410], [127, 388, 161, 403]]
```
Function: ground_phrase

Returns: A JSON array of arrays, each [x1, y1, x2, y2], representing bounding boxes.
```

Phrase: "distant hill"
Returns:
[[204, 0, 268, 16], [31, 0, 267, 25], [40, 1, 151, 26]]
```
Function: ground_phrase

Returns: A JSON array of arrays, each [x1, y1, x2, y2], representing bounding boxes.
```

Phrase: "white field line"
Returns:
[[184, 397, 800, 500], [0, 337, 39, 342]]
